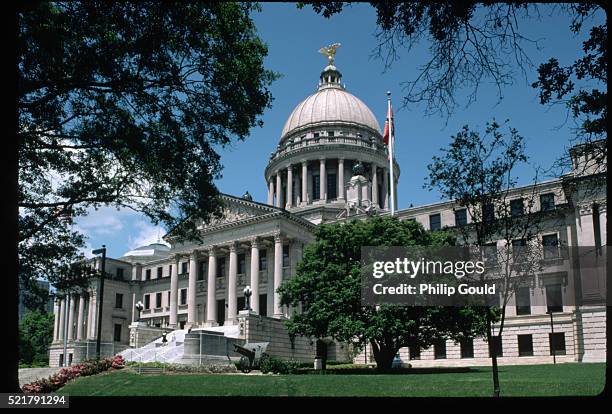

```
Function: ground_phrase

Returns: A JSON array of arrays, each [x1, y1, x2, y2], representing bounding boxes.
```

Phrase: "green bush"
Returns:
[[259, 356, 300, 374], [166, 363, 236, 374]]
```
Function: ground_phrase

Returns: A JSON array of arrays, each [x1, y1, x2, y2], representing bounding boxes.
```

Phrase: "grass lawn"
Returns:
[[56, 363, 606, 397]]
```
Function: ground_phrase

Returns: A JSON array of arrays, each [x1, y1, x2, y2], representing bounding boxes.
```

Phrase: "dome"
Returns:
[[279, 64, 381, 140], [121, 242, 170, 261]]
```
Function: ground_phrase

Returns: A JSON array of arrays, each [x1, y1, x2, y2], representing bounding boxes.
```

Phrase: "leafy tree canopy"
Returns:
[[279, 216, 489, 369], [19, 311, 54, 366]]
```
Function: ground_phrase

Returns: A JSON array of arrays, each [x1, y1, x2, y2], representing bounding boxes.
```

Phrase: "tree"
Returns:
[[19, 311, 55, 367], [18, 3, 277, 294], [426, 119, 553, 396], [278, 216, 489, 370]]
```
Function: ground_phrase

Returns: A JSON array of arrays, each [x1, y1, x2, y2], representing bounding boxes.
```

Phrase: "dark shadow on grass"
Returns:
[[296, 367, 479, 375]]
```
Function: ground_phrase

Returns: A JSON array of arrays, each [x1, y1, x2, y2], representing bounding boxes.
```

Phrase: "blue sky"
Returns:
[[76, 3, 605, 259]]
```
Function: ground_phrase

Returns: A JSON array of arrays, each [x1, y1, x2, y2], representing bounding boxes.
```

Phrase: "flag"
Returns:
[[383, 102, 394, 146]]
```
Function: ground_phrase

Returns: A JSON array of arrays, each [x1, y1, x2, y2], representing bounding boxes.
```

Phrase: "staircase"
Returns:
[[134, 366, 165, 375]]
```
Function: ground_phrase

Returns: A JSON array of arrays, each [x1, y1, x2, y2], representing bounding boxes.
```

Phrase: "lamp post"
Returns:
[[135, 301, 144, 322], [548, 310, 556, 364], [62, 294, 70, 367], [92, 245, 107, 359], [243, 285, 252, 311]]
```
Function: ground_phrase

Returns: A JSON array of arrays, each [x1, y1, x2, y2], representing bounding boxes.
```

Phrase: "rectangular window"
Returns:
[[157, 267, 163, 278], [156, 292, 162, 308], [483, 203, 495, 223], [115, 293, 123, 309], [116, 268, 124, 280], [515, 286, 531, 315], [259, 250, 267, 271], [113, 324, 122, 342], [593, 204, 602, 252], [313, 175, 321, 200], [282, 245, 290, 267], [429, 213, 441, 231], [546, 284, 563, 313], [180, 288, 187, 305], [540, 193, 555, 211], [518, 334, 534, 356], [238, 254, 246, 274], [460, 338, 474, 358], [168, 265, 172, 277], [484, 243, 498, 266], [510, 198, 524, 217], [454, 209, 467, 226], [512, 239, 526, 262], [198, 262, 207, 281], [549, 332, 566, 355], [489, 336, 503, 357], [328, 131, 335, 137], [327, 173, 337, 199], [167, 291, 170, 307], [434, 339, 447, 359], [181, 262, 188, 274], [217, 259, 226, 278], [145, 269, 151, 281], [259, 294, 267, 317], [408, 346, 420, 360], [144, 294, 150, 310], [543, 234, 560, 259]]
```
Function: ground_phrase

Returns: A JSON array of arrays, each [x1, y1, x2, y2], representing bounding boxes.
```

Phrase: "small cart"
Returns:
[[233, 342, 270, 373]]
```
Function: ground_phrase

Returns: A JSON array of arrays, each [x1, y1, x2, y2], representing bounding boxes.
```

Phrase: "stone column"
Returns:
[[206, 249, 218, 326], [338, 158, 345, 200], [273, 234, 284, 318], [371, 163, 378, 207], [76, 293, 86, 340], [87, 291, 95, 339], [250, 238, 260, 314], [382, 168, 389, 210], [67, 294, 76, 341], [227, 243, 238, 324], [169, 255, 179, 328], [53, 299, 60, 342], [58, 297, 66, 342], [286, 165, 293, 208], [319, 158, 326, 201], [301, 161, 308, 205], [599, 203, 607, 246], [268, 179, 274, 205], [274, 173, 281, 208], [187, 252, 198, 327], [131, 293, 136, 323]]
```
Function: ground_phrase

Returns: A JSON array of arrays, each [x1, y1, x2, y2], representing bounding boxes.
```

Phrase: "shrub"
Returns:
[[259, 356, 300, 374]]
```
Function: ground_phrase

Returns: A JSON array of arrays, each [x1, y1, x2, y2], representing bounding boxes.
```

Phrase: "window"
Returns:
[[540, 193, 555, 211], [180, 289, 187, 305], [167, 291, 170, 306], [59, 354, 64, 367], [489, 336, 503, 357], [429, 213, 441, 231], [145, 269, 151, 281], [328, 131, 335, 137], [327, 173, 337, 199], [546, 284, 563, 313], [144, 294, 150, 310], [217, 259, 226, 278], [518, 334, 534, 356], [259, 250, 268, 271], [460, 338, 474, 358], [259, 294, 267, 317], [116, 268, 124, 280], [313, 132, 319, 138], [515, 286, 531, 315], [409, 346, 420, 360], [434, 339, 447, 359], [512, 239, 526, 262], [115, 293, 123, 309], [157, 267, 163, 278], [543, 234, 559, 259], [454, 209, 467, 226], [593, 204, 602, 253], [181, 262, 188, 274], [168, 265, 172, 277], [155, 292, 162, 308], [510, 198, 524, 217], [198, 262, 207, 281], [549, 332, 566, 355], [113, 324, 122, 342], [283, 245, 290, 267], [313, 175, 321, 200], [484, 243, 498, 266], [238, 254, 246, 274], [483, 203, 495, 222]]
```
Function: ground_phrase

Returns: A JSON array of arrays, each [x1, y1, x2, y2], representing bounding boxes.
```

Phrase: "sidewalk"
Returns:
[[18, 367, 62, 388]]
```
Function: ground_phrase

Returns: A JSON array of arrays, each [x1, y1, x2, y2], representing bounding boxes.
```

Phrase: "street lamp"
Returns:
[[92, 245, 107, 359], [135, 301, 144, 322], [243, 285, 252, 311]]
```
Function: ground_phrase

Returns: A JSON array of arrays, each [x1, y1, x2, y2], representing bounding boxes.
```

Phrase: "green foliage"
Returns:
[[259, 356, 301, 375], [19, 311, 54, 366], [279, 216, 488, 370], [17, 2, 278, 299]]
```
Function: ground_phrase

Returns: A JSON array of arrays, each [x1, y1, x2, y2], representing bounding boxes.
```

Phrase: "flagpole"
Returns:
[[387, 91, 395, 216]]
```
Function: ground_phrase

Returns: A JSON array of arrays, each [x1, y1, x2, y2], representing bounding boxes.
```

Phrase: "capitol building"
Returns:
[[48, 53, 606, 368]]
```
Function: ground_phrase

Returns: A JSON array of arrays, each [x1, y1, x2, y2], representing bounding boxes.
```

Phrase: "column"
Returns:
[[250, 238, 260, 314], [131, 293, 136, 323], [187, 252, 198, 327], [599, 203, 607, 246], [206, 249, 217, 326], [371, 163, 378, 207], [67, 294, 76, 341], [319, 158, 326, 201], [268, 179, 274, 205], [53, 299, 60, 342], [76, 293, 85, 340], [276, 172, 282, 208], [286, 165, 293, 208], [87, 291, 96, 339], [273, 234, 283, 318], [301, 161, 308, 205], [227, 243, 238, 324], [382, 168, 389, 209], [169, 255, 179, 328], [58, 297, 66, 342], [338, 158, 345, 200]]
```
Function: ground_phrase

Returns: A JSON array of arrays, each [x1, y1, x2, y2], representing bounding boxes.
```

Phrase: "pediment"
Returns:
[[196, 195, 278, 231]]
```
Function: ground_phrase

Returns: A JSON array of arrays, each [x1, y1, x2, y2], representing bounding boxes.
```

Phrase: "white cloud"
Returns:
[[75, 206, 129, 235], [127, 220, 169, 250]]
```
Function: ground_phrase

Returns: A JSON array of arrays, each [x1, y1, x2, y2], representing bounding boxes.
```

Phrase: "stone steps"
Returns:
[[134, 366, 165, 375]]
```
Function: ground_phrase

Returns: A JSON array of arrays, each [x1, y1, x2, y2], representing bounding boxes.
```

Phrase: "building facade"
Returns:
[[49, 57, 606, 367]]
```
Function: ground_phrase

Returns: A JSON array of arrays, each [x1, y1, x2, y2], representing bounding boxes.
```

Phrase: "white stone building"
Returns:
[[49, 58, 606, 368]]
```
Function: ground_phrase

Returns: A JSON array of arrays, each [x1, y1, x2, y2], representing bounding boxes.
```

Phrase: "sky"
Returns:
[[75, 3, 605, 259]]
